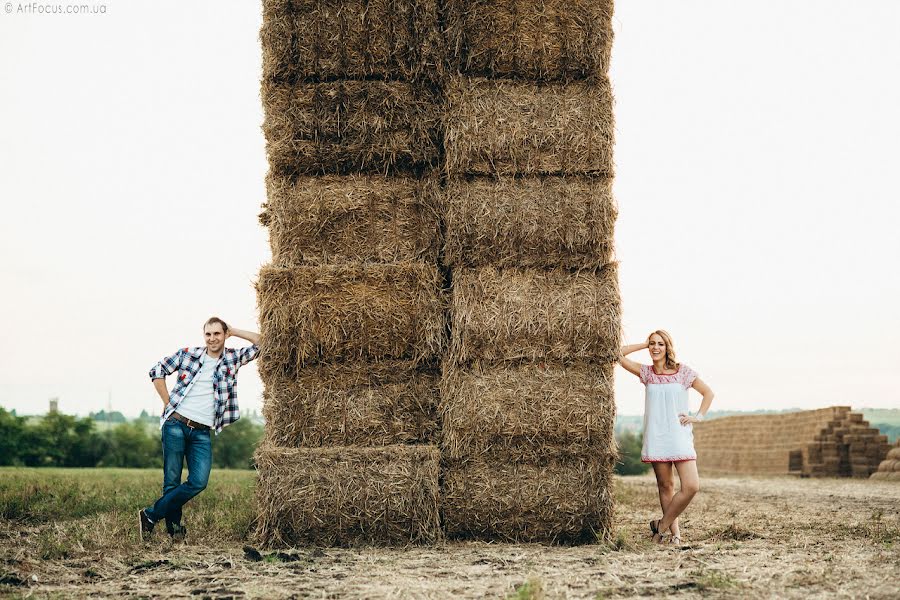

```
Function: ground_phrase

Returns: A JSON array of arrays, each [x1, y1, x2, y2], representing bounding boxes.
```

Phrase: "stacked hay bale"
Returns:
[[254, 0, 446, 546], [692, 407, 890, 478], [806, 411, 890, 478], [871, 441, 900, 481], [440, 0, 619, 543]]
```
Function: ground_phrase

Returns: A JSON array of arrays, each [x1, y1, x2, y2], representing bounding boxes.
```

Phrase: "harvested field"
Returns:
[[261, 0, 444, 83], [445, 0, 614, 81], [6, 468, 900, 598], [443, 175, 616, 269], [262, 80, 440, 177], [440, 362, 615, 461], [254, 445, 441, 546], [261, 361, 438, 447], [256, 263, 446, 372], [442, 455, 616, 544], [261, 173, 441, 265], [449, 264, 621, 365], [444, 76, 615, 176]]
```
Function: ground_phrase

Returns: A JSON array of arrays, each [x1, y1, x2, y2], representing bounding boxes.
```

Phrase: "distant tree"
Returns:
[[98, 421, 162, 468], [0, 407, 27, 466], [89, 410, 127, 423], [615, 430, 651, 476], [213, 418, 264, 469]]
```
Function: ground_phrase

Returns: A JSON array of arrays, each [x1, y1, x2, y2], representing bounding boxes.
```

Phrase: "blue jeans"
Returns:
[[144, 419, 212, 526]]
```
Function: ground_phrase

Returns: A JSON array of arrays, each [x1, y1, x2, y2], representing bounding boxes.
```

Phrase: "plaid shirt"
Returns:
[[149, 345, 259, 434]]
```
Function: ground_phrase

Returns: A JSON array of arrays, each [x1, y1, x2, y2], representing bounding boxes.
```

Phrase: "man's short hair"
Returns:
[[204, 316, 229, 333]]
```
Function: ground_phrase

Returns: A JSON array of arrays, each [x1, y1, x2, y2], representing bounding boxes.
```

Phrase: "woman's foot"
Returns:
[[649, 519, 660, 536], [669, 535, 682, 546]]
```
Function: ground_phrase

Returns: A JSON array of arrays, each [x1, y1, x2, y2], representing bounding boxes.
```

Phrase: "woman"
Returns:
[[619, 330, 714, 545]]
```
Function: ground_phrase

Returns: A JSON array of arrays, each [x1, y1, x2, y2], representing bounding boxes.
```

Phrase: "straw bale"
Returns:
[[261, 0, 444, 83], [442, 454, 615, 543], [262, 362, 438, 447], [263, 80, 440, 176], [254, 445, 441, 546], [261, 173, 441, 265], [876, 460, 896, 473], [444, 77, 614, 176], [257, 263, 446, 372], [444, 0, 613, 81], [888, 448, 900, 460], [449, 264, 621, 365], [443, 175, 616, 269], [440, 362, 615, 461]]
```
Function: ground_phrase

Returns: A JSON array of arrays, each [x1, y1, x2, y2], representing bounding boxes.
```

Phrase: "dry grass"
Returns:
[[449, 264, 621, 366], [4, 470, 900, 598], [444, 77, 615, 176], [254, 445, 441, 547], [263, 80, 441, 177], [445, 0, 614, 81], [261, 0, 444, 83], [261, 173, 442, 265], [261, 361, 438, 447], [443, 175, 616, 269], [440, 362, 615, 462], [256, 263, 446, 373]]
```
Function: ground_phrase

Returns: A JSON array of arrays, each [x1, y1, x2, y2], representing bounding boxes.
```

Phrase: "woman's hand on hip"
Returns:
[[679, 413, 700, 426]]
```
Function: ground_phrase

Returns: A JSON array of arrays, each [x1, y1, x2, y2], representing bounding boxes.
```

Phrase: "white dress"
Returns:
[[640, 364, 699, 462]]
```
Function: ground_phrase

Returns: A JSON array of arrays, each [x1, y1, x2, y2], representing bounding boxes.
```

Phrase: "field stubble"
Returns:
[[1, 468, 898, 599]]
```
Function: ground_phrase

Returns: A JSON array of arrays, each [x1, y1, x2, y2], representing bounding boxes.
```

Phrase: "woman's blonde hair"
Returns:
[[648, 329, 678, 370]]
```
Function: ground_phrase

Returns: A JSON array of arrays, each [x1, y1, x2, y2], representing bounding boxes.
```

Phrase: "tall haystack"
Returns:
[[255, 0, 446, 546], [692, 407, 891, 478], [440, 0, 619, 543], [255, 0, 620, 545]]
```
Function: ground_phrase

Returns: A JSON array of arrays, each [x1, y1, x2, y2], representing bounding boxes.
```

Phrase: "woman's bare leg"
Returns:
[[656, 460, 700, 539], [651, 462, 680, 537]]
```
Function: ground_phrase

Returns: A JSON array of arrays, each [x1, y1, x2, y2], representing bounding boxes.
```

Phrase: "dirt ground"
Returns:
[[3, 475, 899, 599]]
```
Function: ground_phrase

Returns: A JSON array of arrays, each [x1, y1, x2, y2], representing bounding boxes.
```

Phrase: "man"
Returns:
[[139, 317, 260, 541]]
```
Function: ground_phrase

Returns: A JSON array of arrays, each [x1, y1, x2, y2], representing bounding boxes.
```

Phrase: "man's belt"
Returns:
[[170, 412, 210, 431]]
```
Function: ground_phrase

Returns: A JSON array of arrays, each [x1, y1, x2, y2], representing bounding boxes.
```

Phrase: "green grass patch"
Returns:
[[0, 467, 257, 550], [508, 578, 544, 600]]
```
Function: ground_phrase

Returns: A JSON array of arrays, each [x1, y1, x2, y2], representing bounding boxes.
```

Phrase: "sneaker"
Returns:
[[139, 509, 155, 541], [168, 522, 187, 542]]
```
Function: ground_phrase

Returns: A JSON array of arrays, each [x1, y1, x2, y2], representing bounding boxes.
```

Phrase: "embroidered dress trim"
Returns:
[[641, 455, 697, 463], [640, 364, 698, 389]]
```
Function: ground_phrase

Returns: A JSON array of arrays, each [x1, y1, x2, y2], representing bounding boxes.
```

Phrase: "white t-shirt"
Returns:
[[176, 352, 217, 427]]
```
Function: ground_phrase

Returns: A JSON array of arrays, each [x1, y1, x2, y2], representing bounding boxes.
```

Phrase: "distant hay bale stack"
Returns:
[[261, 174, 442, 265], [693, 407, 891, 478], [254, 445, 441, 546], [449, 264, 620, 366], [261, 0, 444, 83], [444, 77, 614, 176], [440, 362, 615, 461], [262, 362, 439, 447], [257, 263, 446, 373], [445, 0, 614, 81], [442, 454, 616, 543], [443, 175, 616, 269], [263, 81, 441, 177]]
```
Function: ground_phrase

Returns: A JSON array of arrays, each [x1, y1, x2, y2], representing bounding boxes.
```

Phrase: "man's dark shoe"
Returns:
[[167, 522, 187, 542], [139, 509, 155, 541]]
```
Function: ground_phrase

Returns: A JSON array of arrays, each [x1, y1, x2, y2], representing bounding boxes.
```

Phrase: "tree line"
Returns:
[[0, 407, 263, 469]]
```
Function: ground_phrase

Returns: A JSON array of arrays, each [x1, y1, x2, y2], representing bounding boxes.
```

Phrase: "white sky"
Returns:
[[1, 1, 898, 419]]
